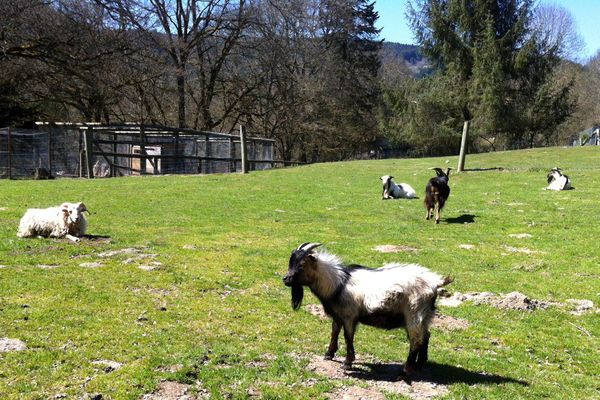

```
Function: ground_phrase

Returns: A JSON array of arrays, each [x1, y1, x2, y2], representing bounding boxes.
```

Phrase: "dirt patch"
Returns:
[[327, 386, 385, 400], [374, 245, 419, 253], [309, 355, 449, 400], [98, 248, 144, 258], [91, 359, 122, 372], [0, 265, 7, 268], [501, 245, 545, 255], [458, 244, 475, 250], [431, 313, 470, 330], [565, 299, 595, 315], [156, 364, 184, 373], [37, 264, 60, 269], [508, 233, 532, 239], [139, 262, 163, 271], [140, 381, 209, 400], [438, 291, 556, 311], [305, 304, 329, 320], [0, 338, 27, 352], [123, 254, 158, 264], [79, 262, 103, 268]]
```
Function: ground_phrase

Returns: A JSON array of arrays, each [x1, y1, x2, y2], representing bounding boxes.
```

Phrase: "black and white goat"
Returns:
[[380, 175, 417, 199], [424, 167, 451, 224], [283, 242, 452, 376], [546, 168, 572, 191]]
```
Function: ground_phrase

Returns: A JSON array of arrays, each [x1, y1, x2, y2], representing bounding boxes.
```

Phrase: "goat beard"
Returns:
[[291, 284, 304, 310]]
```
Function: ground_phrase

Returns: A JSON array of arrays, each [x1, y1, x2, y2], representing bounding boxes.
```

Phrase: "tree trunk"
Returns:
[[177, 67, 186, 128]]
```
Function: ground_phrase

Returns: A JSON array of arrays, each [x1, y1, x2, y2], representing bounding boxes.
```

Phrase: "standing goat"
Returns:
[[283, 242, 452, 376], [424, 168, 451, 224], [380, 175, 417, 199], [17, 202, 88, 242], [546, 168, 572, 191]]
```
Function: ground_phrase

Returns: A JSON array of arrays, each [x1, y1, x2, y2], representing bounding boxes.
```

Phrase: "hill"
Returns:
[[0, 146, 598, 399]]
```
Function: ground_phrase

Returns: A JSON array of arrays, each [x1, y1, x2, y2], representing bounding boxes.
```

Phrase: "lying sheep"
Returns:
[[17, 202, 88, 242], [546, 168, 572, 191], [380, 175, 417, 199], [283, 242, 452, 376]]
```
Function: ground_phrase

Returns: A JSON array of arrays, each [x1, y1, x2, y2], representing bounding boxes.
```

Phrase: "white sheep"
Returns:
[[380, 175, 417, 199], [546, 168, 572, 191], [17, 202, 88, 242], [283, 242, 452, 376]]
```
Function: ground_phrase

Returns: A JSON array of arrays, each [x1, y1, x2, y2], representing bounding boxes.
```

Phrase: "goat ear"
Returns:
[[78, 202, 88, 213]]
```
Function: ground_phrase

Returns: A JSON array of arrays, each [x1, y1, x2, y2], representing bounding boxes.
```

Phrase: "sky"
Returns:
[[374, 0, 600, 61]]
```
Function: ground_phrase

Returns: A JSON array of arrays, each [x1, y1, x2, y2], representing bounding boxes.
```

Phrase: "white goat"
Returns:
[[283, 242, 452, 376], [380, 175, 416, 199], [546, 168, 572, 191], [17, 202, 88, 242]]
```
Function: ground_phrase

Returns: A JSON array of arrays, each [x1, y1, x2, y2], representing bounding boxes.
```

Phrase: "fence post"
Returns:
[[204, 134, 210, 173], [83, 129, 94, 178], [7, 127, 12, 179], [457, 120, 470, 173], [229, 137, 235, 172], [140, 125, 146, 175], [240, 125, 248, 174], [47, 129, 52, 175]]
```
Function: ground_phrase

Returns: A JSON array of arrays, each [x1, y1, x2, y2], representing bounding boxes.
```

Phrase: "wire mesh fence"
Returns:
[[0, 124, 275, 179]]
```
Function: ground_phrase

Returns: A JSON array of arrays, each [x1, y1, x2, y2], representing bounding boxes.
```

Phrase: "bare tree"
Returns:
[[531, 3, 585, 62]]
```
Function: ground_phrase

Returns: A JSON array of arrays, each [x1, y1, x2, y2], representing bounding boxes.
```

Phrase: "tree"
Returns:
[[395, 0, 574, 154]]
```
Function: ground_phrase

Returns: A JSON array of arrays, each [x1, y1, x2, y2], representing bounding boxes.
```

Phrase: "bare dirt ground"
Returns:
[[373, 245, 419, 253], [0, 337, 27, 352], [140, 381, 209, 400], [309, 355, 449, 400], [438, 291, 596, 314]]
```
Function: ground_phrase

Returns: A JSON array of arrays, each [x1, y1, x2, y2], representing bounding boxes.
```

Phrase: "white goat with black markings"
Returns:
[[546, 168, 572, 191], [283, 242, 452, 376], [17, 202, 88, 242], [380, 175, 416, 199]]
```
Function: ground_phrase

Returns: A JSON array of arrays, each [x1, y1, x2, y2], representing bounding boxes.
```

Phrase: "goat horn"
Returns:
[[297, 242, 311, 250], [298, 242, 321, 252]]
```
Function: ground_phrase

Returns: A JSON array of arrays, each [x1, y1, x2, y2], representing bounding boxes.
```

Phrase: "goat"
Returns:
[[424, 168, 451, 224], [546, 168, 572, 191], [283, 242, 452, 376], [17, 202, 88, 242], [380, 175, 416, 199]]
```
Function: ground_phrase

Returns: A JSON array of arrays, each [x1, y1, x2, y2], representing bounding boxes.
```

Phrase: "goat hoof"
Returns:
[[324, 354, 334, 360], [342, 362, 353, 370]]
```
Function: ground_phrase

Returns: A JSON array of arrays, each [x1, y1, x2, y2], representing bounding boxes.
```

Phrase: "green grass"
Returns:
[[0, 146, 599, 399]]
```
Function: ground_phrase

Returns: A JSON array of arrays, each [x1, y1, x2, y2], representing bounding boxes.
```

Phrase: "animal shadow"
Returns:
[[444, 214, 476, 224], [80, 234, 112, 243], [462, 167, 505, 172], [347, 361, 528, 387]]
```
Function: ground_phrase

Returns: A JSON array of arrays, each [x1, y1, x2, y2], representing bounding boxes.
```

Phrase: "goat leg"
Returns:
[[415, 330, 430, 369], [324, 320, 341, 360], [342, 322, 356, 369]]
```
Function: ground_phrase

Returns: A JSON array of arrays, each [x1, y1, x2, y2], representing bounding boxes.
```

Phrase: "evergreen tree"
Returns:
[[398, 0, 574, 151]]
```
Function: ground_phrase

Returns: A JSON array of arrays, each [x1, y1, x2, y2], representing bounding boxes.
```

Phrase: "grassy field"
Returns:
[[0, 146, 599, 399]]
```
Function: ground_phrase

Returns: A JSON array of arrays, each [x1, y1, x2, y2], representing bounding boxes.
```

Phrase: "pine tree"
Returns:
[[403, 0, 573, 150]]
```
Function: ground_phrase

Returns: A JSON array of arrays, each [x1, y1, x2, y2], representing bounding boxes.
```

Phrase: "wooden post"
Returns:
[[240, 125, 248, 174], [7, 127, 12, 179], [229, 137, 235, 172], [457, 120, 470, 173], [204, 134, 210, 173], [112, 131, 117, 177], [140, 125, 146, 175], [83, 129, 94, 178], [47, 129, 52, 175]]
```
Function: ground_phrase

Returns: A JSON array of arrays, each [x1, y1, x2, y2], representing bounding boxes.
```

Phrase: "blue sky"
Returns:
[[374, 0, 600, 61]]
